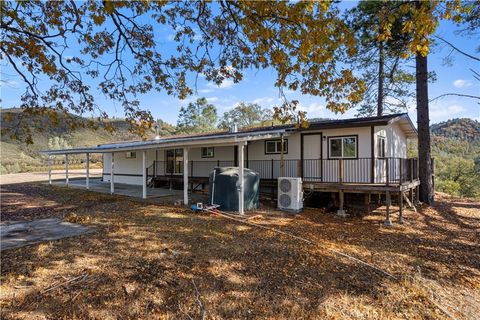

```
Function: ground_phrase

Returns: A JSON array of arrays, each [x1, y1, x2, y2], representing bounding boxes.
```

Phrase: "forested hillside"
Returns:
[[429, 118, 480, 199], [0, 109, 151, 174], [431, 118, 480, 144]]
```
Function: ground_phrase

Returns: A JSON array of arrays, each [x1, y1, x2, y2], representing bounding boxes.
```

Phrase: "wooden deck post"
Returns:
[[384, 191, 392, 226], [399, 191, 404, 224], [365, 193, 371, 215], [336, 190, 347, 217]]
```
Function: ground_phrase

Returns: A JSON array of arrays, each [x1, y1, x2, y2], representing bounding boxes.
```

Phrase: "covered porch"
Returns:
[[41, 127, 288, 215], [50, 178, 184, 200]]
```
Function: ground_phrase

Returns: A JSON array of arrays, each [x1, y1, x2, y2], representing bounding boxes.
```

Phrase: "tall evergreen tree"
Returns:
[[347, 1, 415, 117]]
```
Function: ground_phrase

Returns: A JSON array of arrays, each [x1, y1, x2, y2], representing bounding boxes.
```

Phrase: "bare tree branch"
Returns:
[[434, 35, 480, 62], [430, 93, 480, 102]]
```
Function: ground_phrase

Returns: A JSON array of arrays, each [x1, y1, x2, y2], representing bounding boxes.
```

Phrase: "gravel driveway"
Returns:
[[0, 169, 103, 185]]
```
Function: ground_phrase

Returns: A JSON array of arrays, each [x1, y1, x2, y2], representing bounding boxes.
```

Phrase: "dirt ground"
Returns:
[[1, 183, 479, 319]]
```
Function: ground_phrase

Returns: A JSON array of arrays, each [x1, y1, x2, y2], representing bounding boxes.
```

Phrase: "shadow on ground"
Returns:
[[1, 183, 479, 319]]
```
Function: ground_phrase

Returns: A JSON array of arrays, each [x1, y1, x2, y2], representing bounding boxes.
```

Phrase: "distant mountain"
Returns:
[[0, 108, 170, 173], [431, 118, 480, 145]]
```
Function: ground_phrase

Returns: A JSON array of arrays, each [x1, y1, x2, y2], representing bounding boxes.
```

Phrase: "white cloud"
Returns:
[[453, 79, 472, 88], [297, 102, 328, 118], [206, 97, 219, 102], [1, 79, 18, 86], [430, 103, 466, 119], [251, 97, 275, 105], [198, 88, 213, 94], [207, 79, 235, 89]]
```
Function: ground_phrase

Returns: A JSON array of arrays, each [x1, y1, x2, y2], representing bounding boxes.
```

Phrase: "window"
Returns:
[[328, 136, 357, 158], [126, 151, 136, 159], [201, 147, 214, 158], [377, 136, 386, 158], [265, 139, 288, 154]]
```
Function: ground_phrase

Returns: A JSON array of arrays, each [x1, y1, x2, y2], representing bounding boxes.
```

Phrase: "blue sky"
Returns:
[[1, 2, 478, 126]]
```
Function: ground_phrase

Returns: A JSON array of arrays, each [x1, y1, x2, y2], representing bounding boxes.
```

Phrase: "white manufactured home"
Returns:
[[43, 113, 421, 222]]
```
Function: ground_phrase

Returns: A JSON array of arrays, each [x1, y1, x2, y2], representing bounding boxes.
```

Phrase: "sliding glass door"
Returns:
[[166, 149, 183, 174]]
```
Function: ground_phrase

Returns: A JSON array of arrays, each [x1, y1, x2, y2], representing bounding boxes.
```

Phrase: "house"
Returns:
[[42, 113, 421, 224]]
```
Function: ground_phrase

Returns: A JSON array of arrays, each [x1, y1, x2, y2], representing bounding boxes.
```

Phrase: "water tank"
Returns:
[[208, 167, 260, 211]]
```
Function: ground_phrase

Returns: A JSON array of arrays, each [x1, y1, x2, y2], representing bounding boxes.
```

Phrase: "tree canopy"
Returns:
[[176, 97, 218, 133], [1, 0, 365, 142], [218, 102, 272, 130]]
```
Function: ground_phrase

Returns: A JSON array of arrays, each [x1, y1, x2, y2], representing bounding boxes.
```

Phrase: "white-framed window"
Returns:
[[377, 136, 386, 158], [265, 139, 288, 154], [126, 151, 136, 159], [201, 147, 214, 158], [328, 136, 357, 158]]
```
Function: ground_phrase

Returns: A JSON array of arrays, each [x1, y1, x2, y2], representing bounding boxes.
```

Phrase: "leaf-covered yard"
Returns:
[[1, 183, 479, 319]]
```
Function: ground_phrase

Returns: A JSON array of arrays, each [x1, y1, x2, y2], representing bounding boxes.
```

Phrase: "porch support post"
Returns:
[[183, 147, 189, 205], [48, 156, 52, 185], [86, 152, 90, 190], [238, 142, 245, 215], [384, 191, 393, 226], [142, 150, 147, 199], [65, 154, 69, 186], [110, 152, 114, 194]]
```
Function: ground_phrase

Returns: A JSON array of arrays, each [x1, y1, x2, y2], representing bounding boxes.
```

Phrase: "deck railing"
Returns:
[[148, 157, 419, 185]]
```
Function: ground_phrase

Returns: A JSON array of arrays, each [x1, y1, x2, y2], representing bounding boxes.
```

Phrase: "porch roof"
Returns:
[[40, 128, 289, 155]]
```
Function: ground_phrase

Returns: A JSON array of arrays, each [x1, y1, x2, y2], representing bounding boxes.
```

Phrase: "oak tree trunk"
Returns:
[[416, 53, 434, 204], [377, 42, 385, 116]]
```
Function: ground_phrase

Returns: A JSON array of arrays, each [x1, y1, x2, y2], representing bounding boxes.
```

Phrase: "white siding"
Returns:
[[103, 150, 156, 185], [101, 123, 408, 186]]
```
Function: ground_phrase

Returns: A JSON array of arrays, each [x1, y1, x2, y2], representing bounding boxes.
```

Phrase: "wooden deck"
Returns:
[[152, 175, 420, 193]]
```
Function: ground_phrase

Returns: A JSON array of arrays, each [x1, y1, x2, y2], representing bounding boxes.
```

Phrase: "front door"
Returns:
[[302, 133, 322, 181]]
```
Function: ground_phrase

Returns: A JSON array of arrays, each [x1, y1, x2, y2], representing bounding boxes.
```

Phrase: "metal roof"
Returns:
[[41, 128, 289, 155], [41, 113, 417, 155]]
